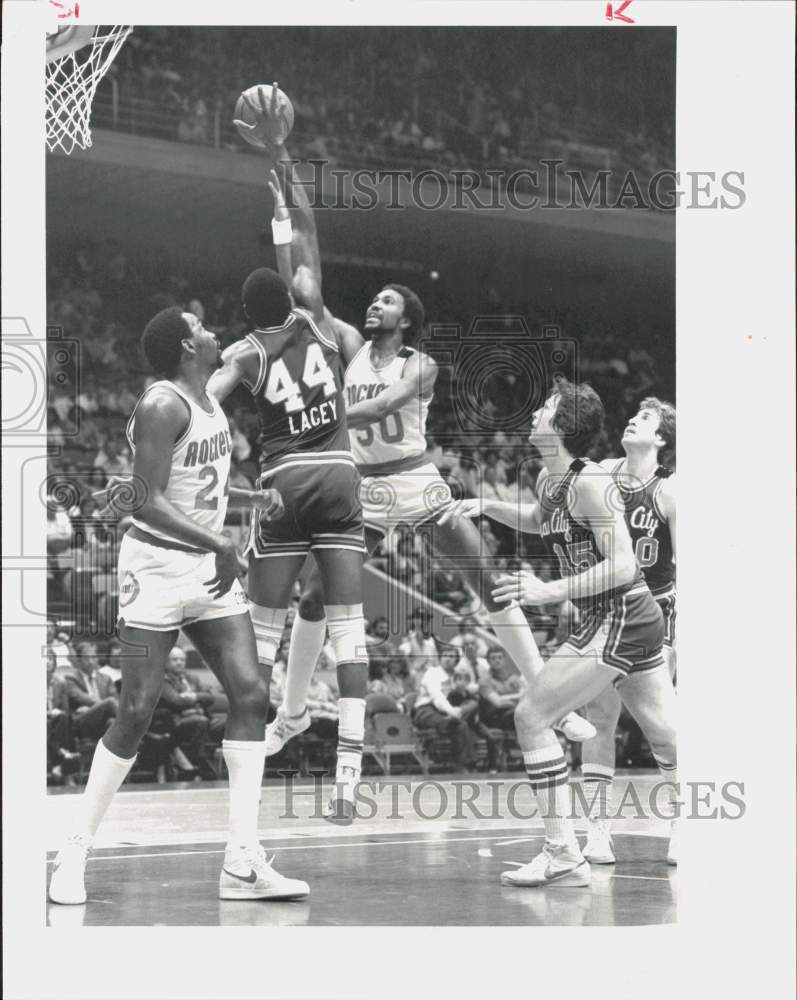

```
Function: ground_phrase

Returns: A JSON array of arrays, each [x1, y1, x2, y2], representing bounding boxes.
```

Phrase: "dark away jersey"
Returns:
[[538, 458, 645, 615], [245, 308, 351, 473], [608, 458, 675, 597]]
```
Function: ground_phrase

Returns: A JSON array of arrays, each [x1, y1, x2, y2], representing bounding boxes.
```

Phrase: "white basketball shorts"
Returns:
[[116, 532, 249, 632], [359, 462, 453, 536]]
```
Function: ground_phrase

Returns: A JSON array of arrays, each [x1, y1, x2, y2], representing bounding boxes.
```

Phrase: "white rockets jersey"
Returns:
[[126, 380, 233, 544], [345, 343, 430, 472]]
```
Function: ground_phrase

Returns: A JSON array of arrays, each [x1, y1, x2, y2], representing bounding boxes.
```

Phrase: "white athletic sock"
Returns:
[[523, 744, 577, 847], [581, 763, 614, 822], [284, 613, 327, 718], [77, 738, 136, 838], [489, 606, 544, 685], [335, 697, 365, 803], [223, 739, 266, 852]]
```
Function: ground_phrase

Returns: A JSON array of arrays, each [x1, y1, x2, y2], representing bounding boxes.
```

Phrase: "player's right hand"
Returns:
[[233, 81, 291, 149], [205, 538, 242, 598], [436, 497, 484, 527]]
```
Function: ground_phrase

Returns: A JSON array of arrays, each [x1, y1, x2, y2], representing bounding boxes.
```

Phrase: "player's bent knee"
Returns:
[[249, 603, 287, 666], [117, 696, 157, 737], [298, 586, 326, 622], [324, 603, 367, 664], [229, 680, 269, 724], [514, 695, 546, 737]]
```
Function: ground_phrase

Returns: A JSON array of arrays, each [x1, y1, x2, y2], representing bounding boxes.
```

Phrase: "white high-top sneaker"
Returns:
[[264, 707, 310, 757], [555, 712, 596, 742], [219, 844, 310, 900], [500, 840, 591, 888], [49, 833, 93, 905], [583, 817, 616, 864]]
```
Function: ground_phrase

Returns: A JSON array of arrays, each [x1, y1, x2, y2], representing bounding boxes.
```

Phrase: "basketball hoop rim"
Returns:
[[45, 24, 132, 65]]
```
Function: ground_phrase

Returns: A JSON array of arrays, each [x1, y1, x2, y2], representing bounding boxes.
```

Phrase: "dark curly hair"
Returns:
[[140, 306, 191, 378]]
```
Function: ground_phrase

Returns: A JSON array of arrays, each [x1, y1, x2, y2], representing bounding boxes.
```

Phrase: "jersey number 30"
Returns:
[[265, 343, 336, 413], [356, 411, 405, 447]]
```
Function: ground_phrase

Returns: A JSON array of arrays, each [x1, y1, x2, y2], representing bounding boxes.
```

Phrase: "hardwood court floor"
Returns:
[[46, 772, 676, 927]]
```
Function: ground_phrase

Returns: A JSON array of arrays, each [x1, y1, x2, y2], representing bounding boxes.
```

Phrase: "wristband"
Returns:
[[271, 217, 293, 246]]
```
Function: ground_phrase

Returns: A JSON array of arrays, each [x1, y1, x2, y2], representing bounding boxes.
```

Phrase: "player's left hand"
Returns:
[[251, 487, 284, 521], [492, 571, 550, 608], [233, 81, 291, 150]]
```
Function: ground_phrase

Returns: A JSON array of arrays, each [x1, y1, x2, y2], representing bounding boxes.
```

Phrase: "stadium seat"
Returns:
[[363, 713, 429, 777]]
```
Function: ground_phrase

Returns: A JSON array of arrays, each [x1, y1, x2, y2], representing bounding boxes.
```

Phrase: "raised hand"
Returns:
[[233, 81, 291, 150]]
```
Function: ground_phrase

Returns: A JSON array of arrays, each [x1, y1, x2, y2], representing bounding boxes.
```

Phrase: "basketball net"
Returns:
[[45, 25, 132, 155]]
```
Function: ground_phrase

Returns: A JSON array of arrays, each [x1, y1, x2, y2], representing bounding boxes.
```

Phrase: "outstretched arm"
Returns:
[[207, 339, 261, 404], [266, 167, 293, 290], [265, 160, 328, 325], [273, 144, 323, 290], [437, 496, 541, 533], [346, 352, 438, 429]]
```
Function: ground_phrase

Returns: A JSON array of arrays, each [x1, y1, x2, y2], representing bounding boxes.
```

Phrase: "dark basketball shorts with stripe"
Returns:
[[246, 459, 365, 559], [561, 583, 665, 677]]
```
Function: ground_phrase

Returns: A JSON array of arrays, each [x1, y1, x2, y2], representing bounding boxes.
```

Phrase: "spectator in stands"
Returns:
[[367, 650, 414, 715], [398, 609, 438, 674], [412, 652, 476, 771], [431, 564, 472, 613], [93, 434, 133, 476], [65, 640, 119, 741], [47, 500, 73, 611], [97, 639, 124, 689], [47, 650, 80, 783], [447, 665, 500, 772], [158, 646, 220, 779], [367, 615, 396, 656], [387, 530, 424, 591], [449, 620, 488, 658], [477, 646, 522, 732], [48, 624, 74, 673], [457, 633, 490, 684]]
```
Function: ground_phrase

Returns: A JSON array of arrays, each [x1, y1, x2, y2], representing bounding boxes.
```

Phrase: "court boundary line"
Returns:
[[49, 828, 669, 865]]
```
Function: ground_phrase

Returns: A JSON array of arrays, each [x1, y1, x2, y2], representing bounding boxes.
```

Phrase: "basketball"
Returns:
[[234, 84, 295, 149]]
